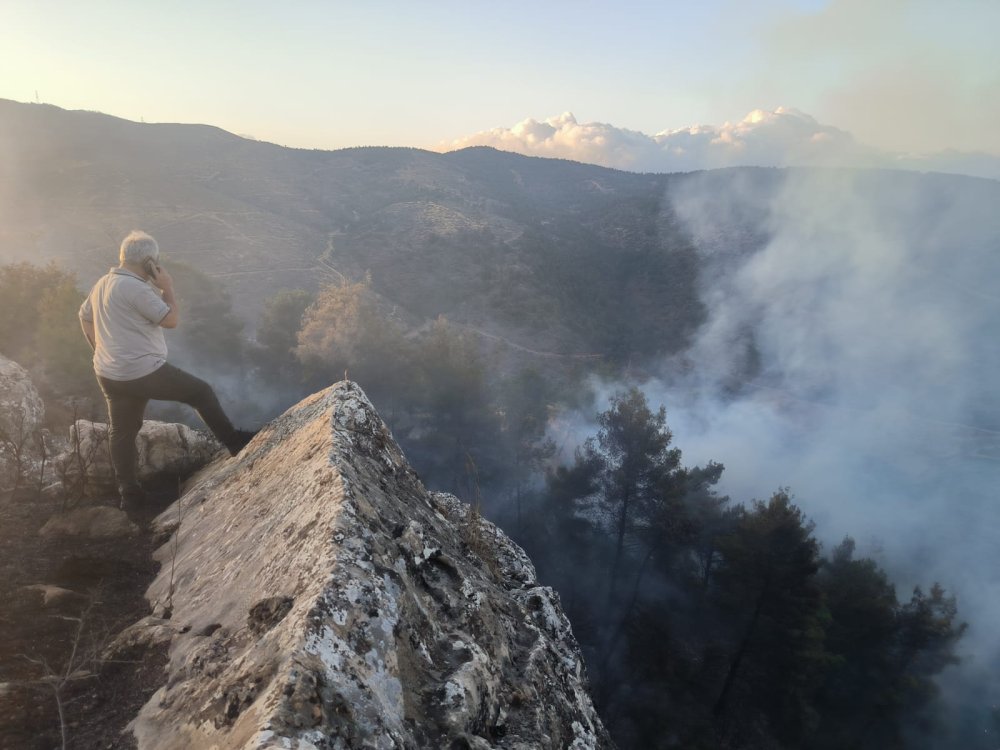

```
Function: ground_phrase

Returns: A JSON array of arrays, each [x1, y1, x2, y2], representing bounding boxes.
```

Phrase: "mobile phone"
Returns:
[[144, 259, 159, 278]]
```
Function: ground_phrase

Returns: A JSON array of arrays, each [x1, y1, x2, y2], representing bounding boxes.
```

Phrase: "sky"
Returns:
[[2, 0, 998, 172]]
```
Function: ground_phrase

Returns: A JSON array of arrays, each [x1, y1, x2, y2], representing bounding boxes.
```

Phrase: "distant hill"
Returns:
[[1, 99, 997, 368], [0, 100, 704, 362]]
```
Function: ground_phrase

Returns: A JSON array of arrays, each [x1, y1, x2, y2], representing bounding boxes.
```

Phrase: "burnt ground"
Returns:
[[0, 485, 177, 750]]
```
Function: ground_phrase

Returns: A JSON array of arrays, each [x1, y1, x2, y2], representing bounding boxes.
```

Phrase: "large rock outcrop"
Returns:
[[38, 505, 139, 538], [0, 354, 45, 490], [0, 353, 218, 499], [132, 381, 611, 749], [55, 419, 221, 495]]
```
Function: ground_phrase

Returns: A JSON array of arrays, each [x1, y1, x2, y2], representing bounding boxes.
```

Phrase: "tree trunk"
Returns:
[[595, 541, 660, 710], [606, 486, 631, 606], [713, 573, 770, 718]]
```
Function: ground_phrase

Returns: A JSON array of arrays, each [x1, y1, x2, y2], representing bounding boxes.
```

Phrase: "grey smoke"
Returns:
[[557, 167, 1000, 737], [667, 168, 1000, 738]]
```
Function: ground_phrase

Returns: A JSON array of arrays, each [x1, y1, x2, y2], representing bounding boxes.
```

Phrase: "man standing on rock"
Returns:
[[79, 230, 253, 507]]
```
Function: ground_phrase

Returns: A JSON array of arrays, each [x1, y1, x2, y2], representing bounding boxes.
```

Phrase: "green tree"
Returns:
[[498, 369, 556, 529], [711, 491, 827, 747], [35, 277, 94, 395], [254, 288, 314, 379], [0, 262, 74, 362], [296, 276, 412, 416], [812, 538, 901, 747], [594, 387, 680, 602], [406, 317, 500, 495], [165, 260, 244, 369], [891, 584, 966, 741], [527, 443, 608, 636], [679, 462, 734, 591], [810, 537, 903, 748], [811, 540, 965, 749], [538, 387, 731, 737], [0, 262, 95, 398]]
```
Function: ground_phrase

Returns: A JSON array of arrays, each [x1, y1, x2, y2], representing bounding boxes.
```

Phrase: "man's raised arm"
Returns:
[[150, 265, 179, 329]]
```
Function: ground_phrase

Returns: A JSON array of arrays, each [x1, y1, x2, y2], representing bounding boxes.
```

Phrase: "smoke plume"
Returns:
[[560, 166, 1000, 742]]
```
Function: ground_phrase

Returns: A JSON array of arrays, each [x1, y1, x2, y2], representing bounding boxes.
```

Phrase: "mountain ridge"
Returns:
[[2, 98, 997, 367]]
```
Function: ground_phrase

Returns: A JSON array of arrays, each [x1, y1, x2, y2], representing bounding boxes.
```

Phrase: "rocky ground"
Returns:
[[1, 368, 611, 748], [0, 352, 226, 749], [0, 486, 175, 750]]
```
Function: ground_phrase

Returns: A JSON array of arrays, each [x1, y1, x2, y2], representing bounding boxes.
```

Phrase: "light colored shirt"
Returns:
[[79, 267, 171, 381]]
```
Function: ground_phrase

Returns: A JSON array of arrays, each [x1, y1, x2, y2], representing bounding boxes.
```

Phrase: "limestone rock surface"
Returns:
[[0, 354, 45, 490], [105, 616, 177, 659], [133, 381, 612, 750], [56, 419, 221, 493]]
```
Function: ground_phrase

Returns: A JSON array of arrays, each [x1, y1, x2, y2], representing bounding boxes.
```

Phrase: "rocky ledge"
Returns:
[[130, 381, 612, 749]]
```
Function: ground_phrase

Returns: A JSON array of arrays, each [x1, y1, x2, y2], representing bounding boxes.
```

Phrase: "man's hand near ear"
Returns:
[[149, 265, 179, 329]]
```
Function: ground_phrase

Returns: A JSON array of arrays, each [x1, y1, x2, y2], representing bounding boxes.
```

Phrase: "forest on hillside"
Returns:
[[0, 260, 972, 750]]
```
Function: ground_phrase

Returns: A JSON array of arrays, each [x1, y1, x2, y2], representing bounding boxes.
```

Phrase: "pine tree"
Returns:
[[594, 387, 680, 604], [711, 491, 827, 746]]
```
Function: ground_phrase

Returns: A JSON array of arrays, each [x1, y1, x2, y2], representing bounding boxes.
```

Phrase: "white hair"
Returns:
[[119, 230, 159, 265]]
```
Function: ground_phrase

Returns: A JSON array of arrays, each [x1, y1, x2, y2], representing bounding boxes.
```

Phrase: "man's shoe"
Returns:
[[226, 429, 257, 457]]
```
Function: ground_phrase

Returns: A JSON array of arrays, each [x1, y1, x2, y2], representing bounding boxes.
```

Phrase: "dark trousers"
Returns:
[[98, 363, 236, 490]]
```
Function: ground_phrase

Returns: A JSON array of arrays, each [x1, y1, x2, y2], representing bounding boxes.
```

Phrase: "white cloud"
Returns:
[[442, 108, 1000, 180], [453, 112, 655, 171]]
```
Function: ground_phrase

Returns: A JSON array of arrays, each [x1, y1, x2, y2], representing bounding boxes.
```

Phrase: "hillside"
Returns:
[[1, 99, 705, 362], [5, 99, 998, 369], [4, 99, 1000, 748]]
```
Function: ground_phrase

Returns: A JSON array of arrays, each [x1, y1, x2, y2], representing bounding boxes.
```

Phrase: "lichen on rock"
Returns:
[[132, 381, 612, 749]]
